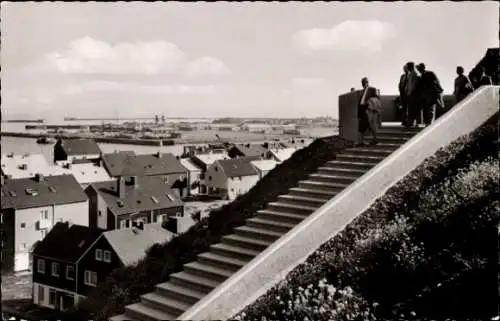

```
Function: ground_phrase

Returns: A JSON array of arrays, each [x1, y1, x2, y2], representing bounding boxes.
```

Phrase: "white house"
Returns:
[[180, 158, 202, 195], [53, 139, 102, 165], [205, 158, 260, 200], [0, 174, 89, 272], [268, 147, 298, 163], [191, 152, 230, 194], [251, 159, 279, 179]]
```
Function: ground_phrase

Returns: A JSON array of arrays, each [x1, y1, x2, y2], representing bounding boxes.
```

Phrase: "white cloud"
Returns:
[[293, 20, 397, 54], [292, 77, 327, 89], [44, 37, 230, 77], [63, 80, 218, 95], [184, 56, 232, 77]]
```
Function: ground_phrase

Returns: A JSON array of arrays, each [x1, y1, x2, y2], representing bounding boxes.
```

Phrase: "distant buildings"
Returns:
[[205, 158, 260, 200], [32, 222, 174, 311], [85, 176, 184, 231], [101, 151, 188, 197], [240, 123, 273, 133], [53, 139, 102, 165], [1, 174, 89, 272]]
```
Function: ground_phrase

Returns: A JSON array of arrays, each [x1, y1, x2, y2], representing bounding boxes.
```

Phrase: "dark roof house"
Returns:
[[102, 151, 186, 177], [1, 174, 88, 210], [215, 158, 259, 178], [228, 144, 267, 159], [54, 139, 102, 163]]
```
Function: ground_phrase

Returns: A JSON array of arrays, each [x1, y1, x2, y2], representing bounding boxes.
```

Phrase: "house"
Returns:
[[53, 139, 102, 164], [32, 222, 104, 311], [240, 123, 273, 133], [1, 153, 54, 179], [32, 222, 174, 311], [191, 153, 230, 194], [251, 159, 279, 179], [267, 147, 298, 163], [102, 151, 188, 197], [85, 176, 184, 231], [179, 158, 202, 195], [227, 144, 268, 159], [1, 174, 89, 272], [52, 162, 113, 188], [205, 158, 259, 200]]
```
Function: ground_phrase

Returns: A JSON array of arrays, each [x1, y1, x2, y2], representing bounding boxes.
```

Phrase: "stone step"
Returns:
[[169, 271, 221, 293], [255, 209, 308, 224], [324, 160, 375, 171], [267, 201, 317, 215], [298, 180, 349, 193], [308, 173, 357, 184], [246, 217, 296, 233], [109, 313, 139, 321], [124, 302, 177, 321], [336, 154, 384, 164], [346, 148, 395, 157], [234, 225, 284, 241], [222, 233, 274, 251], [156, 282, 207, 305], [316, 166, 366, 178], [210, 243, 261, 261], [288, 187, 338, 199], [183, 261, 234, 283], [370, 136, 409, 144], [278, 194, 330, 208], [376, 130, 418, 138], [198, 251, 249, 271], [141, 292, 191, 317]]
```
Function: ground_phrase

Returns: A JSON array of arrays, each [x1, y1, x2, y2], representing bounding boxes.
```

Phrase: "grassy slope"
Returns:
[[236, 114, 499, 321], [70, 135, 351, 320]]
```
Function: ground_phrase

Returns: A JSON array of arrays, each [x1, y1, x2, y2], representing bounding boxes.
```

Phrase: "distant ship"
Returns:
[[36, 137, 55, 145]]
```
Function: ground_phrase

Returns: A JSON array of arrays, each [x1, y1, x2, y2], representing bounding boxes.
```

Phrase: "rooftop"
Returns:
[[231, 144, 268, 158], [57, 139, 101, 156], [89, 177, 184, 216], [251, 159, 279, 172], [103, 224, 175, 266], [1, 153, 53, 179], [192, 153, 230, 166], [1, 174, 88, 210], [33, 222, 104, 263], [215, 158, 259, 178], [52, 163, 113, 185], [102, 151, 186, 177], [180, 158, 202, 172], [269, 147, 298, 162]]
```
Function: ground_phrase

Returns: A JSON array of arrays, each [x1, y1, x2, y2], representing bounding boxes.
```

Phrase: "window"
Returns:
[[239, 176, 242, 181], [41, 229, 47, 238], [37, 259, 45, 274], [98, 210, 102, 217], [119, 219, 130, 229], [215, 167, 218, 172], [66, 265, 75, 280], [159, 214, 167, 223], [176, 212, 182, 217], [49, 288, 56, 305], [20, 222, 26, 229], [103, 250, 112, 263], [95, 249, 103, 261], [38, 284, 45, 302], [20, 243, 26, 250], [52, 262, 60, 277], [41, 210, 49, 220], [84, 270, 97, 287], [208, 176, 212, 181]]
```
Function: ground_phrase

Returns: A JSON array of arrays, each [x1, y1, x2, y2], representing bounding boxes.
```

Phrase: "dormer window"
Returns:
[[25, 188, 38, 196], [166, 194, 174, 202], [151, 196, 159, 204], [8, 191, 17, 197]]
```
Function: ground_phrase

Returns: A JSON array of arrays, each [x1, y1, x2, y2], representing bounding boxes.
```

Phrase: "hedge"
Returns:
[[66, 135, 351, 320], [236, 114, 499, 321]]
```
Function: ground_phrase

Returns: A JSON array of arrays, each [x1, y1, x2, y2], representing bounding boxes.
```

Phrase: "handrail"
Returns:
[[178, 86, 499, 321]]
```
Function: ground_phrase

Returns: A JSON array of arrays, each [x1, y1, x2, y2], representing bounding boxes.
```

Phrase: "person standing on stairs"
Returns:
[[356, 77, 380, 146], [416, 63, 444, 126], [453, 66, 474, 103], [399, 64, 409, 127], [405, 62, 421, 129]]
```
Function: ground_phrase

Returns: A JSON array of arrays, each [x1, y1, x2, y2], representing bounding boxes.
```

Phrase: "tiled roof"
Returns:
[[58, 139, 101, 156], [180, 158, 202, 172], [102, 151, 186, 177], [52, 163, 113, 185], [33, 222, 104, 263], [1, 174, 88, 210], [251, 159, 278, 172], [103, 224, 175, 266], [89, 176, 184, 216], [231, 144, 268, 158], [192, 153, 229, 166], [269, 147, 297, 162], [1, 154, 53, 179], [216, 158, 259, 178]]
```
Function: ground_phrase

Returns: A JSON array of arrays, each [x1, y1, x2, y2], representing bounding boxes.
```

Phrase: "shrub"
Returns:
[[68, 135, 350, 320], [236, 115, 498, 321]]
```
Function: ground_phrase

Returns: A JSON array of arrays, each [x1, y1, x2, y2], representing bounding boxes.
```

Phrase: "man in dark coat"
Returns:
[[398, 64, 409, 126], [357, 77, 380, 146], [416, 63, 443, 126], [453, 66, 474, 103], [405, 62, 421, 128]]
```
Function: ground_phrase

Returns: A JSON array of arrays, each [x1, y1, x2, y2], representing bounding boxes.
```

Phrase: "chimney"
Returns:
[[117, 176, 126, 198], [156, 151, 162, 158], [130, 176, 139, 189], [35, 173, 44, 182]]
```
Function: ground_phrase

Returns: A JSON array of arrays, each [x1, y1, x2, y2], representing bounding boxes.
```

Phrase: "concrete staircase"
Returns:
[[110, 126, 421, 321]]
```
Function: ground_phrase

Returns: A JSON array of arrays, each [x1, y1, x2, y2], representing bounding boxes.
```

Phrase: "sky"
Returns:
[[1, 2, 498, 120]]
